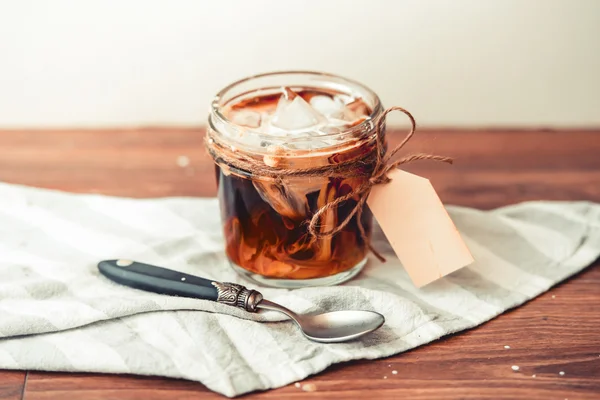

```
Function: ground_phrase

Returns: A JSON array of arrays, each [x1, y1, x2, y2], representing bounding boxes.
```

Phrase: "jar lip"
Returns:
[[209, 70, 383, 144]]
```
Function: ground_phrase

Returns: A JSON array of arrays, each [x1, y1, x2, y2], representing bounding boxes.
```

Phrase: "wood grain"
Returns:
[[1, 128, 598, 207], [1, 128, 599, 399], [0, 372, 26, 400]]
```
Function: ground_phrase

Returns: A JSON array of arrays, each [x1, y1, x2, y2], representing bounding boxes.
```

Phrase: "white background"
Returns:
[[0, 0, 598, 128]]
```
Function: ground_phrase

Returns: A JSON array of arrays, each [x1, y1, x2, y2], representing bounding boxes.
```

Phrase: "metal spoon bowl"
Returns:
[[258, 299, 385, 343]]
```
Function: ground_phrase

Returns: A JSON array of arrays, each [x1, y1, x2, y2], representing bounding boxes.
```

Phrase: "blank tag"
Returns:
[[367, 169, 474, 287]]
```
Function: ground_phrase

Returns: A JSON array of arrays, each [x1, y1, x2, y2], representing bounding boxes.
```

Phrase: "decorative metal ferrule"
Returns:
[[211, 281, 263, 312]]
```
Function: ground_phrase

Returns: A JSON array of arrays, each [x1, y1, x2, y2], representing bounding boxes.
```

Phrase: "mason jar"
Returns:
[[207, 71, 384, 288]]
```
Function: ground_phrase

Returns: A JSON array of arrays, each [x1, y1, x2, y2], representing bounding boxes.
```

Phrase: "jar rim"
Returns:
[[209, 70, 383, 149]]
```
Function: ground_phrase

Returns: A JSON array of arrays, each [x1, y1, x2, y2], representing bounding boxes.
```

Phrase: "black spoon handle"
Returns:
[[97, 259, 263, 312]]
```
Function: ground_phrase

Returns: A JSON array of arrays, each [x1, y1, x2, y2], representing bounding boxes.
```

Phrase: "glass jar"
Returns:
[[207, 71, 384, 288]]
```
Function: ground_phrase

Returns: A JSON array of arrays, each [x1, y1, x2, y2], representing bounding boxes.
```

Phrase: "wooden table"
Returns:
[[0, 128, 599, 399]]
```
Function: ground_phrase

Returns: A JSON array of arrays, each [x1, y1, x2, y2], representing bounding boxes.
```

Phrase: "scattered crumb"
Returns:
[[388, 364, 392, 367], [294, 382, 301, 388], [176, 155, 190, 167], [511, 365, 520, 371], [392, 370, 398, 375], [302, 383, 317, 392], [383, 376, 387, 379], [504, 345, 511, 349], [552, 295, 556, 299], [532, 374, 536, 378], [559, 371, 565, 376]]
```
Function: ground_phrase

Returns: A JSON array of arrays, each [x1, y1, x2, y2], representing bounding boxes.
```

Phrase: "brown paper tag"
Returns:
[[367, 169, 474, 287]]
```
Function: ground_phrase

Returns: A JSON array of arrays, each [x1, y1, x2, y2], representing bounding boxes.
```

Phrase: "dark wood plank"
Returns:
[[0, 371, 26, 400], [0, 128, 598, 399], [1, 128, 599, 207]]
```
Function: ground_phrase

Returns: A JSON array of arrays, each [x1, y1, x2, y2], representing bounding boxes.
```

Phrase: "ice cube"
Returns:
[[337, 97, 369, 121], [282, 87, 298, 100], [286, 137, 335, 150], [309, 95, 345, 117], [234, 130, 264, 149], [271, 88, 326, 130], [229, 110, 261, 128], [256, 111, 284, 136]]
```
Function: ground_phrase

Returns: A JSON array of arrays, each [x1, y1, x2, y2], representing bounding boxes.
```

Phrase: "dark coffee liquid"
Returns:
[[216, 89, 375, 279]]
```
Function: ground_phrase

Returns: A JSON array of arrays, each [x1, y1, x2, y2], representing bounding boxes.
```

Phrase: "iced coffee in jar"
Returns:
[[207, 71, 384, 288]]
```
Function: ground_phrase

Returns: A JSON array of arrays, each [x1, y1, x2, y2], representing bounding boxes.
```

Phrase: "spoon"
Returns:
[[98, 259, 384, 343]]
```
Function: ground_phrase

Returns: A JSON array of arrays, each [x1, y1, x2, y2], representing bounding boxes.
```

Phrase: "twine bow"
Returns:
[[306, 106, 453, 262]]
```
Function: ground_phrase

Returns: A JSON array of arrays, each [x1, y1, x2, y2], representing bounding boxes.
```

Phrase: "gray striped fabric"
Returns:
[[0, 182, 599, 397]]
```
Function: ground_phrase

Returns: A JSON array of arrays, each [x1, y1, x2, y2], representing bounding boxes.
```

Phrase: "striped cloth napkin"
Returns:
[[0, 182, 599, 397]]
